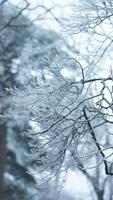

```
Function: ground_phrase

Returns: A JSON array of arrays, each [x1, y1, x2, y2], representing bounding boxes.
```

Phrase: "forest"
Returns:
[[0, 0, 113, 199]]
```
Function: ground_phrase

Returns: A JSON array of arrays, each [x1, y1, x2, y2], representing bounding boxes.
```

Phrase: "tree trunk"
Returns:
[[97, 190, 104, 200], [0, 124, 6, 200]]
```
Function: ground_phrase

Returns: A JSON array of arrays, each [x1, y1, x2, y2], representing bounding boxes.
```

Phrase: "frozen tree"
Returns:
[[0, 1, 74, 199], [4, 0, 113, 199], [64, 1, 113, 199]]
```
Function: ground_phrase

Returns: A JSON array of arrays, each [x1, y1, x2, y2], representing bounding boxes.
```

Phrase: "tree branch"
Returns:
[[83, 106, 113, 176]]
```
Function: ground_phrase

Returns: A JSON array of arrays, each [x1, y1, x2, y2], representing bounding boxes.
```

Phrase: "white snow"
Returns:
[[64, 169, 93, 199]]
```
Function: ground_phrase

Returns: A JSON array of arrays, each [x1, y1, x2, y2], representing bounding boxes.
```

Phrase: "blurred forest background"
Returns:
[[1, 0, 113, 200]]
